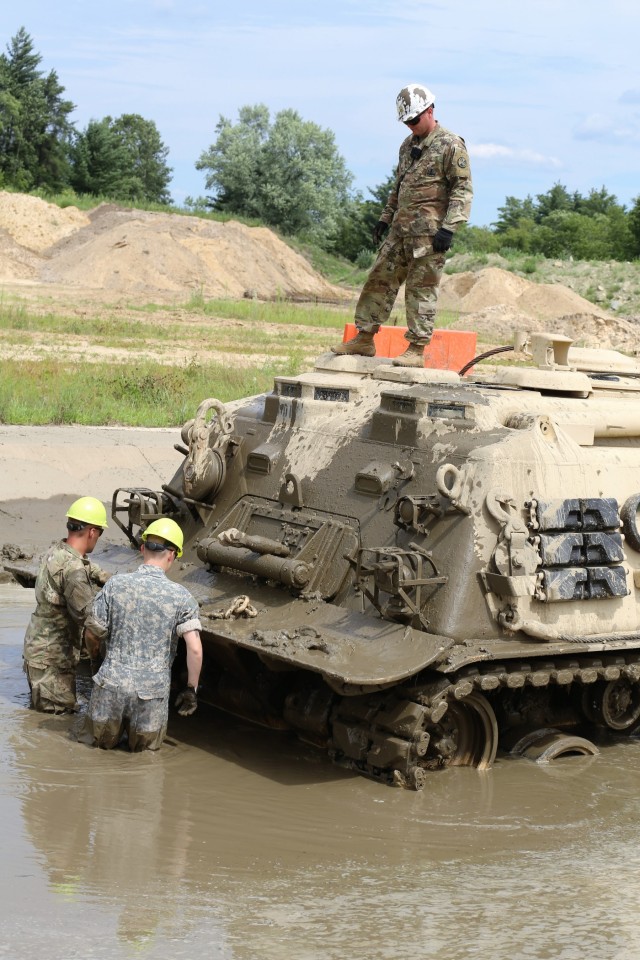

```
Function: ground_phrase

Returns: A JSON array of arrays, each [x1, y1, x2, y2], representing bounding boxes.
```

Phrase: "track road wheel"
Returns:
[[585, 677, 640, 731], [430, 692, 498, 769], [508, 728, 599, 762]]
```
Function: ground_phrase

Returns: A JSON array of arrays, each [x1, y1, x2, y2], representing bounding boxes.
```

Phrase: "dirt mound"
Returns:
[[0, 193, 350, 302], [447, 302, 640, 352], [437, 266, 640, 350], [441, 267, 611, 320], [0, 191, 90, 253], [0, 228, 40, 281], [41, 207, 349, 301]]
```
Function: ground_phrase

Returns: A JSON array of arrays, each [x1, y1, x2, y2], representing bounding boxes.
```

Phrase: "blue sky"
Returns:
[[2, 0, 639, 226]]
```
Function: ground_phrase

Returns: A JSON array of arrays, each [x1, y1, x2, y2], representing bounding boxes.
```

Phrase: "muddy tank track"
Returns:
[[329, 651, 640, 789]]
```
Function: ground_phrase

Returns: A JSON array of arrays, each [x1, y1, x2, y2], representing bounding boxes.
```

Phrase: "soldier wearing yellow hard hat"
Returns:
[[84, 516, 202, 752], [23, 496, 110, 713]]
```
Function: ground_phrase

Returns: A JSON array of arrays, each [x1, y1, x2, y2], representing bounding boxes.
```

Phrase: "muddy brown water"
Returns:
[[2, 582, 640, 960]]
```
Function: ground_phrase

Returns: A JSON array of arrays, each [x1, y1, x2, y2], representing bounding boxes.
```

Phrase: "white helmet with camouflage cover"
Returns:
[[396, 83, 435, 123]]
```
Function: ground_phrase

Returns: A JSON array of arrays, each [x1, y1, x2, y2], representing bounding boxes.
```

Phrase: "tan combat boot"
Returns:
[[392, 343, 425, 367], [331, 331, 376, 357]]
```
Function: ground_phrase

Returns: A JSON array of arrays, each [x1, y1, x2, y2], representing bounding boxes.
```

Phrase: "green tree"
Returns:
[[70, 114, 172, 202], [332, 170, 397, 261], [0, 27, 74, 190], [451, 223, 500, 255], [196, 104, 352, 241], [603, 205, 636, 261], [572, 186, 620, 217], [493, 195, 536, 233], [69, 119, 130, 197], [108, 113, 172, 203], [490, 183, 638, 261], [534, 182, 573, 222], [627, 196, 640, 258]]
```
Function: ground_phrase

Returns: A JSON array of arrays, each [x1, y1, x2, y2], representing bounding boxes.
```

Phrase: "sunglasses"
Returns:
[[144, 540, 172, 553], [405, 111, 426, 127]]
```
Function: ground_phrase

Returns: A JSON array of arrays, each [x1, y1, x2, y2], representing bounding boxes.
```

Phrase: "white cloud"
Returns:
[[470, 143, 562, 168], [573, 112, 640, 142]]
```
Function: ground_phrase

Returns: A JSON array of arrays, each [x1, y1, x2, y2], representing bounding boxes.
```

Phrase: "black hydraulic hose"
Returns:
[[458, 345, 514, 377]]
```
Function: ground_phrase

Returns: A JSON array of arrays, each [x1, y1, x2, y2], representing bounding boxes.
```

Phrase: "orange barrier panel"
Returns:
[[341, 324, 477, 372]]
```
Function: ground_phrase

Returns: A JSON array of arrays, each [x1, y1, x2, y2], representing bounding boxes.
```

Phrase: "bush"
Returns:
[[355, 248, 375, 269]]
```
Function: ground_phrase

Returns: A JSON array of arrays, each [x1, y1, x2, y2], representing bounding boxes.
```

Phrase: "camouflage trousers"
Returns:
[[88, 681, 168, 751], [24, 660, 76, 713], [354, 234, 446, 345]]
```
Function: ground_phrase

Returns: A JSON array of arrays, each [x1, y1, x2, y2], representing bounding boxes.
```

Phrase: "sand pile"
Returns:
[[440, 267, 611, 320], [0, 228, 41, 280], [438, 266, 640, 350], [40, 206, 349, 301], [0, 191, 90, 253], [448, 303, 640, 352], [0, 193, 350, 302]]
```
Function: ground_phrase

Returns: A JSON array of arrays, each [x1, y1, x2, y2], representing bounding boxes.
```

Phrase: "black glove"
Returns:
[[372, 221, 389, 245], [174, 685, 198, 717], [432, 227, 454, 253]]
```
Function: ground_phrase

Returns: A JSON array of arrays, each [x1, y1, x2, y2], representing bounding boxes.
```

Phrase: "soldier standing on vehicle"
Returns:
[[84, 518, 203, 752], [332, 83, 473, 367], [23, 496, 110, 713]]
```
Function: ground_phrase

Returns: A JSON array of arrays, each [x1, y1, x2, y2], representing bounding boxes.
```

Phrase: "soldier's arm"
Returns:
[[442, 141, 473, 231], [84, 627, 101, 662], [176, 596, 203, 689], [84, 587, 110, 657], [63, 566, 98, 628], [87, 560, 112, 587], [380, 186, 399, 225], [183, 630, 203, 690]]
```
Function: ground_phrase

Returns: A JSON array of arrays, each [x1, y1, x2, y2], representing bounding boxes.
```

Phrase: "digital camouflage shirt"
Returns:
[[381, 123, 473, 236], [86, 564, 201, 700], [23, 541, 109, 670]]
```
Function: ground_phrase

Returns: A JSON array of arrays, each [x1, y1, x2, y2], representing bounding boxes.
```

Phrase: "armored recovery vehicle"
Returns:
[[16, 332, 640, 787]]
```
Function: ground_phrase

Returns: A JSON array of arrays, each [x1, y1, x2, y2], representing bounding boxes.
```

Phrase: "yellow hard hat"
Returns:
[[141, 518, 184, 558], [66, 496, 109, 529]]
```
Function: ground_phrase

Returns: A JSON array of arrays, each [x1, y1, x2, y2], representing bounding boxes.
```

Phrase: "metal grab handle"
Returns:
[[218, 527, 291, 557], [197, 538, 310, 588]]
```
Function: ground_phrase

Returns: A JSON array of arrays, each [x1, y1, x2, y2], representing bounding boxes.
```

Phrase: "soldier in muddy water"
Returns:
[[333, 83, 473, 367], [83, 518, 203, 752], [22, 496, 110, 714]]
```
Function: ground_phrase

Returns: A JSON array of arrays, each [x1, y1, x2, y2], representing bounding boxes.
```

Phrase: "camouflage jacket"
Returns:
[[23, 541, 109, 669], [87, 564, 201, 700], [381, 123, 473, 236]]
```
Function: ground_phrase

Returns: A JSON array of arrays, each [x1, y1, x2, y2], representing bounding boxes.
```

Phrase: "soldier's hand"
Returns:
[[174, 685, 198, 717], [372, 221, 389, 245], [92, 570, 111, 587], [432, 227, 454, 253]]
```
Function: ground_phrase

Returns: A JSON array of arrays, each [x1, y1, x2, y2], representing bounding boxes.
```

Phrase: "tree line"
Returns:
[[2, 27, 640, 265], [0, 28, 171, 203]]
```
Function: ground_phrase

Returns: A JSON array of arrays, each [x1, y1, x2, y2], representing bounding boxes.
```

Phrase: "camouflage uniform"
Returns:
[[23, 541, 108, 713], [85, 565, 201, 751], [355, 123, 473, 345]]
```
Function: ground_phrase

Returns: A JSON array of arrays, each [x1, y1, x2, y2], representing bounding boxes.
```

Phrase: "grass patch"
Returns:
[[185, 295, 354, 329], [0, 302, 167, 344], [0, 300, 349, 356], [0, 357, 301, 427]]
